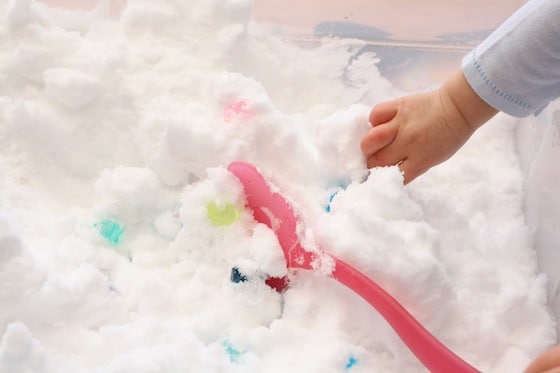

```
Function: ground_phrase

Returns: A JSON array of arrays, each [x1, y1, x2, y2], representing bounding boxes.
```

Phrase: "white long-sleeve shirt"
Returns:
[[462, 0, 560, 117]]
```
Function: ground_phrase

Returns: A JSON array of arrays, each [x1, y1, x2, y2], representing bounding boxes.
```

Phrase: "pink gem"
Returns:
[[224, 100, 256, 122]]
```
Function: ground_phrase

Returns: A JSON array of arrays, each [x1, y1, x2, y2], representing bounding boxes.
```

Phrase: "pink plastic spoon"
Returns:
[[228, 161, 479, 373]]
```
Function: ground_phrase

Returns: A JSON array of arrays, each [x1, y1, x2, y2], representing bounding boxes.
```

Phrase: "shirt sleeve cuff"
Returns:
[[461, 50, 545, 118]]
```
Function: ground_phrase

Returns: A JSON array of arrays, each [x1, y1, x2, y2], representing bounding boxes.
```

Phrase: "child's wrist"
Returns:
[[442, 70, 498, 131]]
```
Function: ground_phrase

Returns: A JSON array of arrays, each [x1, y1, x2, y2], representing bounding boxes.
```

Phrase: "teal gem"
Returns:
[[345, 356, 358, 370], [97, 220, 124, 245], [222, 340, 242, 363]]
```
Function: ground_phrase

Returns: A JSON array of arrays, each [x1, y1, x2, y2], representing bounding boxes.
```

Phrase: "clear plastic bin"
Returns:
[[253, 0, 526, 89], [254, 0, 560, 334]]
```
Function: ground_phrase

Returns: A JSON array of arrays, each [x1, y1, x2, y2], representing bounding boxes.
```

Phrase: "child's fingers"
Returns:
[[525, 345, 560, 373], [360, 121, 397, 156], [364, 136, 407, 170], [369, 100, 399, 126], [365, 135, 405, 165], [398, 159, 427, 185]]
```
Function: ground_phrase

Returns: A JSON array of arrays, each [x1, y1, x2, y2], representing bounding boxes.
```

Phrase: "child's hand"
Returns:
[[361, 71, 498, 184]]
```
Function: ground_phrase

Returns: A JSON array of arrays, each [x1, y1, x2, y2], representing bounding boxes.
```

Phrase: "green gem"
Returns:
[[207, 202, 240, 226], [98, 220, 124, 245]]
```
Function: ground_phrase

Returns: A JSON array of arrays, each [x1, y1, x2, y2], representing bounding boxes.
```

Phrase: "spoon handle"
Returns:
[[332, 258, 479, 373]]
